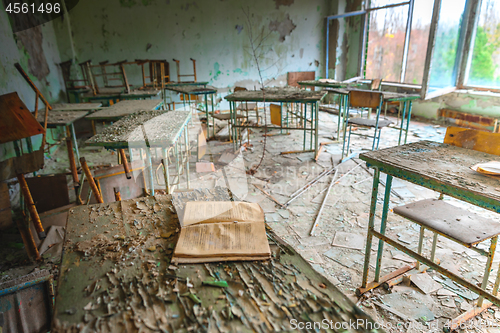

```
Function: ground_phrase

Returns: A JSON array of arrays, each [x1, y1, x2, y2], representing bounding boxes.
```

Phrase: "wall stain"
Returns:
[[15, 26, 49, 80], [269, 14, 296, 42], [274, 0, 294, 9], [235, 25, 243, 34]]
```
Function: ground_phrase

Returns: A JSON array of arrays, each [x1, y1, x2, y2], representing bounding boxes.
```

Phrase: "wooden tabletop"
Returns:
[[297, 79, 358, 88], [49, 103, 102, 111], [164, 81, 209, 87], [225, 87, 326, 103], [86, 110, 190, 148], [36, 110, 89, 127], [122, 88, 161, 97], [164, 85, 217, 95], [325, 87, 420, 101], [86, 100, 164, 121], [52, 189, 377, 332], [360, 141, 500, 212]]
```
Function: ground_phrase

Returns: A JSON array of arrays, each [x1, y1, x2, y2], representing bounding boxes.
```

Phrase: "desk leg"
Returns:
[[337, 95, 342, 138], [162, 149, 170, 194], [374, 174, 392, 282], [478, 237, 497, 307], [361, 167, 380, 288], [146, 148, 155, 196], [205, 94, 210, 139], [211, 94, 215, 139], [303, 103, 307, 151], [184, 126, 190, 189], [398, 101, 408, 145], [314, 102, 319, 155], [405, 101, 412, 144]]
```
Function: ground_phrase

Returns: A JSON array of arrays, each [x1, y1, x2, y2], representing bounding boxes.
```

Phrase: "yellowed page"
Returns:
[[173, 221, 270, 258], [181, 201, 265, 227]]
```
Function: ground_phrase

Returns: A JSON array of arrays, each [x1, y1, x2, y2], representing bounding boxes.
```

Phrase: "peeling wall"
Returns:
[[52, 0, 331, 92], [412, 91, 500, 120], [0, 8, 66, 163]]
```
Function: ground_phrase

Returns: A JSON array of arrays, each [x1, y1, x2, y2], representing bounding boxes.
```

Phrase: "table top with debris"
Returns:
[[164, 84, 217, 95], [360, 140, 500, 212], [48, 103, 102, 111], [86, 99, 164, 121], [52, 189, 381, 333], [36, 111, 90, 127], [297, 80, 359, 88], [164, 81, 209, 87], [86, 110, 190, 148], [225, 87, 327, 103], [325, 87, 420, 101], [122, 88, 161, 97], [81, 87, 124, 98]]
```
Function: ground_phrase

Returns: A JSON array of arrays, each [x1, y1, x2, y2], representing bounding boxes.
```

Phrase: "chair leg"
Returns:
[[417, 226, 425, 270], [430, 232, 438, 263], [376, 127, 383, 150], [478, 236, 498, 307]]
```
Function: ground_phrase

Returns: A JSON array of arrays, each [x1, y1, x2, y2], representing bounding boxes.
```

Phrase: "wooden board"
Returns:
[[326, 88, 420, 102], [25, 174, 70, 213], [444, 126, 500, 156], [86, 99, 163, 121], [287, 71, 315, 87], [439, 109, 499, 133], [270, 103, 281, 126], [164, 85, 217, 95], [0, 149, 44, 182], [360, 141, 500, 211], [86, 111, 190, 148], [122, 88, 161, 97], [349, 90, 382, 108], [225, 87, 326, 103], [49, 103, 102, 111], [53, 191, 379, 332], [0, 182, 12, 230], [298, 79, 354, 88], [0, 92, 45, 143], [36, 111, 89, 127]]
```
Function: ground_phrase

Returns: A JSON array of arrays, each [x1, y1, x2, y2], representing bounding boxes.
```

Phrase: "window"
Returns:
[[465, 0, 500, 89], [365, 5, 408, 81], [403, 0, 433, 84]]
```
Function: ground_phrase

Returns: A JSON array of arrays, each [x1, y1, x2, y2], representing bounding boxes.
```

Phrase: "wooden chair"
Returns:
[[233, 86, 260, 125], [341, 90, 392, 158], [394, 126, 500, 308], [58, 60, 92, 101]]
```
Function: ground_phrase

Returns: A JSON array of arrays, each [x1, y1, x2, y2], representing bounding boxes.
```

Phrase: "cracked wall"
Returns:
[[52, 0, 331, 92]]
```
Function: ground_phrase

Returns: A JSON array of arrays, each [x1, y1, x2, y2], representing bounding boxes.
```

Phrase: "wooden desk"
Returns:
[[49, 103, 102, 111], [36, 111, 88, 184], [52, 189, 379, 332], [81, 87, 161, 106], [164, 85, 217, 138], [325, 88, 420, 148], [359, 141, 500, 330], [297, 79, 359, 89], [86, 111, 191, 195], [225, 88, 326, 155]]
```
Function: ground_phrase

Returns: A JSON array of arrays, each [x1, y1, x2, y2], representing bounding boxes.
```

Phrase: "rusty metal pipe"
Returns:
[[118, 149, 132, 179], [113, 187, 122, 201], [17, 174, 45, 239], [15, 216, 41, 261], [80, 157, 104, 203]]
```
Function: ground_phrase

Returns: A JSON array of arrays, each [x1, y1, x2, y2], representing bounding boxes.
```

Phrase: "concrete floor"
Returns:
[[3, 103, 500, 332]]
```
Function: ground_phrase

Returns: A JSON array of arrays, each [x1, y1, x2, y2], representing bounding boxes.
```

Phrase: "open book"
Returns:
[[171, 201, 271, 264]]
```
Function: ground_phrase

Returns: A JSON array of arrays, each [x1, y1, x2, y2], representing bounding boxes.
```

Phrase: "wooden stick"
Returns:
[[253, 184, 285, 208], [34, 92, 39, 118], [113, 187, 122, 201], [80, 157, 104, 203], [15, 216, 41, 261], [309, 169, 338, 236], [118, 149, 132, 179], [66, 137, 79, 185], [42, 104, 49, 147], [17, 174, 46, 239]]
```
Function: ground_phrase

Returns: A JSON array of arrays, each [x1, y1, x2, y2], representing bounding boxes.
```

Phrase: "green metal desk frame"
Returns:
[[86, 111, 191, 196], [164, 84, 216, 139], [358, 141, 500, 332], [225, 89, 326, 155]]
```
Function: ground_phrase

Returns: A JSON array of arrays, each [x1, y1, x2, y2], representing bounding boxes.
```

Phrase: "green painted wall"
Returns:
[[52, 0, 332, 93]]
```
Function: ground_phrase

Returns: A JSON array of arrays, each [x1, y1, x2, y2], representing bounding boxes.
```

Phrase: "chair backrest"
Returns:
[[370, 79, 382, 91], [349, 90, 382, 109], [444, 126, 500, 156], [287, 71, 315, 87], [234, 86, 247, 92]]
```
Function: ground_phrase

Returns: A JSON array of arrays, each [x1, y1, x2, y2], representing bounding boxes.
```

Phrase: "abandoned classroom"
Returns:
[[1, 0, 500, 332]]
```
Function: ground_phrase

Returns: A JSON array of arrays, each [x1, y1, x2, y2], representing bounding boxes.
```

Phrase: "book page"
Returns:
[[181, 201, 265, 227], [173, 221, 270, 258]]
